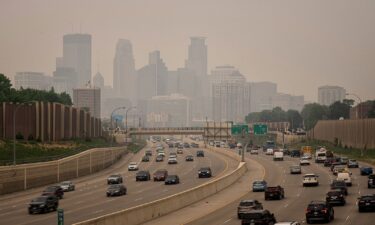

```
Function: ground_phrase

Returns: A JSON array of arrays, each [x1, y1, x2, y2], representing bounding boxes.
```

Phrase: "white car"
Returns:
[[158, 152, 166, 157], [128, 162, 139, 171], [303, 174, 319, 186], [60, 181, 75, 192], [168, 156, 178, 164], [300, 157, 310, 166], [250, 149, 259, 154], [336, 172, 352, 186], [266, 148, 274, 155]]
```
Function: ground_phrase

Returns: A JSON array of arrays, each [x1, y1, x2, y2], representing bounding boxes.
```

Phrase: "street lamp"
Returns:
[[110, 106, 126, 146], [346, 93, 364, 156], [125, 106, 136, 132], [13, 101, 34, 166]]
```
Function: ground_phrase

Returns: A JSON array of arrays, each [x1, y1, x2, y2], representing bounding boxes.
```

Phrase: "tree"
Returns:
[[367, 101, 375, 118], [0, 73, 12, 102], [286, 109, 303, 129], [301, 103, 329, 130], [328, 101, 351, 119], [245, 112, 261, 123]]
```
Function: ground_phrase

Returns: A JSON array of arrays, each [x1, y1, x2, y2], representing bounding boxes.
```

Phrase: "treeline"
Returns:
[[0, 73, 72, 105], [246, 99, 375, 130]]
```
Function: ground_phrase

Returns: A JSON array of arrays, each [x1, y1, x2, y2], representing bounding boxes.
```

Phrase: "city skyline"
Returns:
[[1, 0, 375, 102]]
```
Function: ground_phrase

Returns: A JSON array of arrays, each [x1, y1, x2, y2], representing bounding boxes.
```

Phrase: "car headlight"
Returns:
[[39, 204, 45, 207]]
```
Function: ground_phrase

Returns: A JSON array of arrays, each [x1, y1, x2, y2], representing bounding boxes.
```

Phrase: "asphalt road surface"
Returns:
[[0, 141, 239, 225]]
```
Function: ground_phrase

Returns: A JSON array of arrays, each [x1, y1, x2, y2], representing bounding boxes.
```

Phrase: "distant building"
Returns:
[[249, 82, 277, 112], [62, 33, 92, 88], [146, 94, 191, 127], [93, 72, 104, 89], [350, 101, 373, 119], [73, 87, 101, 118], [102, 97, 132, 118], [185, 37, 207, 77], [53, 67, 77, 96], [271, 93, 304, 112], [318, 85, 346, 106], [14, 72, 52, 90], [210, 65, 250, 122], [113, 39, 136, 102]]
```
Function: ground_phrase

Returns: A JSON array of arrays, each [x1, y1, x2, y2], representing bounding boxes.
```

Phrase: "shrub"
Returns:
[[16, 132, 24, 140]]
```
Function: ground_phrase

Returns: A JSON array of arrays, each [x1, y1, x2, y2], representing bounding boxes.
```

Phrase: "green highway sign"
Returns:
[[253, 124, 267, 135], [231, 124, 249, 135], [58, 209, 64, 225]]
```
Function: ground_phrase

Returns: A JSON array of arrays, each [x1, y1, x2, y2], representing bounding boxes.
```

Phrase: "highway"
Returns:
[[0, 141, 239, 225], [188, 149, 375, 225]]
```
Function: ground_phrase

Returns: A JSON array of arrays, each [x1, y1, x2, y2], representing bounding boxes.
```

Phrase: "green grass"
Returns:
[[0, 138, 112, 165], [288, 139, 375, 165], [127, 139, 147, 153]]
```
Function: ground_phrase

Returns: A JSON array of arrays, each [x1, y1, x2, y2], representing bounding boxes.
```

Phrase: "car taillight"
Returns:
[[321, 208, 328, 214], [305, 209, 311, 213]]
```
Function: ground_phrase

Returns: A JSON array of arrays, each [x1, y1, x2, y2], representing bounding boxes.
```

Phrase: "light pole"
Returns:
[[125, 106, 136, 132], [110, 106, 126, 146], [13, 101, 34, 166], [346, 93, 364, 156]]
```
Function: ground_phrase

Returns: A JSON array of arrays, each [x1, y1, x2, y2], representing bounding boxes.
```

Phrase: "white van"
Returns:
[[273, 151, 284, 161], [336, 172, 352, 186]]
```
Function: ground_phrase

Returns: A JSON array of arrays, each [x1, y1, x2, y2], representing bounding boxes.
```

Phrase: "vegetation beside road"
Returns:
[[0, 138, 112, 165], [289, 139, 375, 165], [127, 138, 147, 153]]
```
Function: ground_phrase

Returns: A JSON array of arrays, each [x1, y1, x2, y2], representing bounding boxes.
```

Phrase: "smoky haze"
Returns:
[[1, 0, 375, 102]]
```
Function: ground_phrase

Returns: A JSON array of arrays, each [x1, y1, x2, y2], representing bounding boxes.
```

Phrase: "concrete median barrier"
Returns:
[[73, 147, 247, 225]]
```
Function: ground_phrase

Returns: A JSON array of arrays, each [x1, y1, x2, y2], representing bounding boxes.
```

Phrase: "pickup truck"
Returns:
[[237, 200, 263, 219], [265, 186, 285, 200]]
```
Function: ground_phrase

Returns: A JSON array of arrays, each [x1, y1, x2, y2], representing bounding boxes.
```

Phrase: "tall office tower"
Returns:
[[250, 82, 278, 112], [113, 39, 136, 101], [185, 37, 207, 77], [73, 87, 101, 118], [210, 65, 248, 122], [318, 85, 346, 106], [62, 34, 92, 88]]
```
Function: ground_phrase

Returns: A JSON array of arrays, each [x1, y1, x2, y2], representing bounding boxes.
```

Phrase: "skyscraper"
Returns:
[[113, 39, 136, 101], [62, 34, 92, 88], [318, 85, 346, 106], [185, 37, 207, 77]]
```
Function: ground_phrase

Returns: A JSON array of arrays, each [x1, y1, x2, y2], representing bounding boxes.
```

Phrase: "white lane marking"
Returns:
[[346, 215, 350, 221], [223, 218, 232, 224], [92, 209, 104, 214], [135, 197, 143, 201], [163, 189, 168, 192], [284, 203, 289, 208], [74, 201, 83, 205]]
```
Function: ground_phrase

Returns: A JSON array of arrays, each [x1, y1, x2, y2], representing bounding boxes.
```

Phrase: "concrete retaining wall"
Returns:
[[74, 147, 246, 225], [0, 147, 126, 195]]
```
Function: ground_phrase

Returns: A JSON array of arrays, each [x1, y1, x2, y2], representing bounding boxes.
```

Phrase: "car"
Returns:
[[368, 174, 375, 188], [290, 165, 302, 174], [196, 150, 205, 157], [324, 158, 336, 167], [153, 169, 168, 181], [241, 209, 276, 225], [360, 166, 373, 176], [106, 184, 127, 197], [332, 165, 349, 176], [191, 143, 199, 148], [145, 150, 152, 156], [168, 143, 174, 148], [303, 153, 312, 159], [177, 148, 183, 154], [336, 172, 352, 186], [265, 186, 285, 200], [347, 159, 359, 168], [290, 149, 301, 157], [339, 157, 349, 165], [107, 174, 123, 184], [275, 222, 300, 225], [330, 162, 341, 171], [183, 143, 190, 148], [128, 162, 139, 171], [300, 157, 310, 166], [28, 196, 58, 214], [42, 186, 64, 199], [237, 199, 263, 219], [266, 148, 274, 155], [252, 180, 267, 192], [250, 149, 259, 155], [168, 156, 178, 164], [142, 155, 150, 162], [303, 174, 319, 187], [60, 181, 75, 192], [185, 155, 194, 161], [198, 167, 212, 178], [305, 201, 334, 224], [165, 175, 180, 185], [330, 180, 348, 195], [358, 194, 375, 212], [136, 170, 151, 181], [326, 189, 346, 206], [155, 155, 164, 162]]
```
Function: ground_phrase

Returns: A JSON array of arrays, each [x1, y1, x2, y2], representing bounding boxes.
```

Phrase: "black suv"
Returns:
[[165, 175, 180, 185], [136, 170, 151, 181], [107, 174, 123, 184], [196, 150, 205, 157], [326, 189, 346, 206], [358, 194, 375, 212], [305, 201, 334, 224], [185, 155, 194, 161], [142, 155, 150, 162], [241, 209, 276, 225], [198, 167, 212, 178], [42, 186, 64, 199], [145, 150, 152, 156], [290, 150, 301, 157], [368, 174, 375, 188], [106, 184, 127, 197], [265, 186, 285, 200], [330, 180, 348, 195], [237, 200, 263, 219], [28, 196, 58, 214]]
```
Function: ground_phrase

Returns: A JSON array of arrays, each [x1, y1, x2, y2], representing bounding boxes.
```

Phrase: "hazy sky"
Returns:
[[1, 0, 375, 102]]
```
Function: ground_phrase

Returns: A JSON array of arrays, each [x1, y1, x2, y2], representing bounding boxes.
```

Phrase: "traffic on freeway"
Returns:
[[0, 137, 240, 225]]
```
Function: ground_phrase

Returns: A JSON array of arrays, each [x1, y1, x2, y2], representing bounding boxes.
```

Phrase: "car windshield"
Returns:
[[61, 181, 70, 185], [45, 186, 56, 191], [328, 191, 341, 196], [291, 166, 300, 169], [308, 203, 325, 210], [253, 181, 265, 185], [130, 162, 137, 165], [240, 201, 255, 206], [109, 175, 120, 178], [32, 197, 47, 202], [304, 175, 316, 178], [108, 185, 120, 190]]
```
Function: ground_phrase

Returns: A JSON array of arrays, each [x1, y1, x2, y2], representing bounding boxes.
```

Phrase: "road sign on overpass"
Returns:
[[253, 124, 267, 135]]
